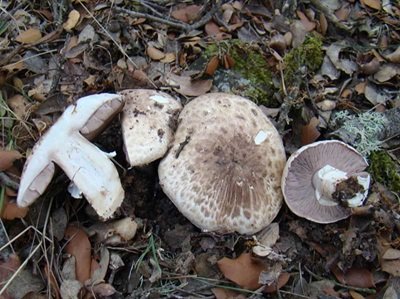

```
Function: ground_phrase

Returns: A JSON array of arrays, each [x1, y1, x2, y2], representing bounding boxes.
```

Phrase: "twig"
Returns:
[[113, 0, 221, 32]]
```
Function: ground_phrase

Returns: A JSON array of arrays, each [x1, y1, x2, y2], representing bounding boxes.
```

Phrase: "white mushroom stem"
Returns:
[[312, 165, 370, 207], [17, 94, 124, 219]]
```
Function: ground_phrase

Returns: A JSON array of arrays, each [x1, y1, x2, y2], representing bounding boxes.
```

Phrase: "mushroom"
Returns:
[[119, 89, 182, 167], [17, 93, 125, 219], [158, 93, 286, 234], [281, 140, 370, 223]]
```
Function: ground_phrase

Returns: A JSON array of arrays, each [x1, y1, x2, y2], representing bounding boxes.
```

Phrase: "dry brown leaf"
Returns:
[[205, 56, 220, 76], [263, 272, 290, 293], [7, 94, 31, 120], [335, 4, 351, 21], [381, 260, 400, 276], [332, 266, 375, 288], [160, 53, 176, 63], [63, 10, 80, 32], [171, 5, 202, 23], [319, 13, 328, 35], [1, 199, 28, 220], [349, 290, 366, 299], [374, 64, 400, 82], [355, 82, 367, 94], [0, 150, 22, 171], [89, 283, 116, 297], [166, 73, 212, 97], [296, 10, 316, 32], [385, 46, 400, 63], [205, 21, 226, 40], [382, 248, 400, 260], [0, 254, 20, 299], [146, 46, 165, 61], [15, 28, 42, 44], [211, 288, 246, 299], [64, 225, 92, 283], [217, 253, 265, 290], [300, 117, 321, 145], [361, 0, 381, 10]]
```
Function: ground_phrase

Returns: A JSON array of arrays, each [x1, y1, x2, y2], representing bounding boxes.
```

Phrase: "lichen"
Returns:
[[283, 34, 324, 84], [331, 111, 387, 155], [203, 40, 275, 106], [368, 151, 400, 193]]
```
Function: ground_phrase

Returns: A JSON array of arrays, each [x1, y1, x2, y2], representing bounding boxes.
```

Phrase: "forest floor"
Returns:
[[0, 0, 400, 298]]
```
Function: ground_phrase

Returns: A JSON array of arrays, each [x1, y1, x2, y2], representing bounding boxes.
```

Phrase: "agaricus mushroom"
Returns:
[[281, 140, 370, 223], [119, 89, 182, 166], [17, 93, 125, 219], [158, 93, 286, 234]]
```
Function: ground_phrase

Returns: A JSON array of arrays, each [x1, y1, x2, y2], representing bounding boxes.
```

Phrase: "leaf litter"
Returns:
[[0, 0, 400, 298]]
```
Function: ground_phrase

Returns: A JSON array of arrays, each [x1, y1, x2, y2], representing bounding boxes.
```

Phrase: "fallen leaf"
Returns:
[[382, 248, 400, 260], [355, 82, 367, 94], [64, 225, 92, 283], [319, 13, 328, 35], [160, 53, 176, 63], [217, 253, 265, 290], [385, 46, 400, 63], [88, 283, 116, 297], [0, 150, 22, 171], [205, 21, 226, 40], [205, 56, 220, 76], [300, 116, 321, 145], [63, 10, 80, 32], [331, 266, 375, 288], [381, 260, 400, 276], [1, 199, 28, 220], [0, 254, 20, 299], [296, 10, 316, 32], [171, 5, 202, 23], [15, 28, 42, 44], [166, 73, 212, 97], [361, 0, 381, 10], [7, 94, 31, 120], [264, 272, 290, 293], [211, 288, 246, 299], [349, 290, 366, 299], [374, 64, 400, 82], [146, 46, 165, 61]]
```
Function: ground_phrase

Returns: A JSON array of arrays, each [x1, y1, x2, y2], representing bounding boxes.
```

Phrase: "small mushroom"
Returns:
[[281, 140, 370, 223], [119, 89, 182, 166], [158, 93, 286, 234], [17, 93, 125, 219]]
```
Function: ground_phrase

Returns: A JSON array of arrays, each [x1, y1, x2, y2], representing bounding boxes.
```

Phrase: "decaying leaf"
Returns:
[[300, 117, 321, 145], [326, 42, 358, 75], [211, 288, 246, 299], [1, 199, 28, 220], [217, 253, 265, 290], [15, 28, 42, 44], [374, 64, 400, 82], [361, 0, 382, 10], [165, 73, 212, 97], [382, 248, 400, 260], [0, 150, 22, 171], [385, 46, 400, 63], [171, 5, 202, 23], [263, 272, 290, 293], [146, 46, 165, 61], [331, 266, 375, 288], [64, 225, 92, 283], [6, 94, 31, 120]]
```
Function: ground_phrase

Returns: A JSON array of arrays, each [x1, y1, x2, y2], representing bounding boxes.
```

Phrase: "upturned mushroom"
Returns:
[[281, 140, 370, 223], [17, 93, 125, 219], [158, 93, 286, 234], [119, 89, 182, 167]]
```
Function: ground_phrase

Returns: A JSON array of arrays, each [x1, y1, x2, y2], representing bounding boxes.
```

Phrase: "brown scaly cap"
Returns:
[[158, 93, 286, 234]]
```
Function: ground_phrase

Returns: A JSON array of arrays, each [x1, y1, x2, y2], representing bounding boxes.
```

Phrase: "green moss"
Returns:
[[283, 34, 324, 84], [368, 151, 400, 193], [203, 40, 275, 106]]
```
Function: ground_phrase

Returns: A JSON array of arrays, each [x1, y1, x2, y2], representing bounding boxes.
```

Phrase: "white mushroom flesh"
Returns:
[[17, 93, 125, 219]]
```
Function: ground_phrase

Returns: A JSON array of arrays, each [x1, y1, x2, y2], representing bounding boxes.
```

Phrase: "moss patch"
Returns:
[[203, 40, 275, 106], [283, 34, 324, 84], [368, 151, 400, 193]]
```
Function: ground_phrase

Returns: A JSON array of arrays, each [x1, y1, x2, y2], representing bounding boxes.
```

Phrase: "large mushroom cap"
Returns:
[[281, 140, 369, 223], [158, 93, 286, 235], [119, 89, 182, 167]]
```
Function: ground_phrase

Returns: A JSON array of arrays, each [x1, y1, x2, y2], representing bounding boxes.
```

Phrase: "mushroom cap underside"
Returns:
[[158, 93, 286, 234], [281, 140, 369, 223]]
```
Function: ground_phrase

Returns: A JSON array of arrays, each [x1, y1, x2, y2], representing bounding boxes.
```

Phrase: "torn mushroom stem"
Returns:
[[312, 165, 370, 208]]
